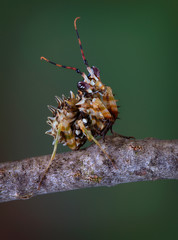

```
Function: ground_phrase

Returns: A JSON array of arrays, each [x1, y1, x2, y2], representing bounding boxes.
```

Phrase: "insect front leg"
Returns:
[[77, 120, 117, 169]]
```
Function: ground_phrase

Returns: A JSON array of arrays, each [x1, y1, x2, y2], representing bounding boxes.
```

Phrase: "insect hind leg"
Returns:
[[38, 123, 62, 190], [77, 120, 117, 169]]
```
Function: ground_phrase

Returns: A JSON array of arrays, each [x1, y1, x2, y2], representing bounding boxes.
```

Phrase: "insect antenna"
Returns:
[[74, 17, 89, 68], [40, 56, 82, 74], [40, 56, 89, 82]]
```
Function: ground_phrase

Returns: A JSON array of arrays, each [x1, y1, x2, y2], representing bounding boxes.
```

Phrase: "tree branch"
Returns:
[[0, 135, 177, 203]]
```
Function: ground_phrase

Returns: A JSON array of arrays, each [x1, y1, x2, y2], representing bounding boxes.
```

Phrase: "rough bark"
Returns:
[[0, 135, 177, 203]]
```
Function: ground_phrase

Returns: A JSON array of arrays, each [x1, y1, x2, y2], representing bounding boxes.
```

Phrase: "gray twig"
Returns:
[[0, 135, 177, 203]]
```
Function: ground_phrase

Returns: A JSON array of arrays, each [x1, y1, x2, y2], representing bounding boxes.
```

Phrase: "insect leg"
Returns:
[[77, 120, 117, 169], [38, 123, 62, 189]]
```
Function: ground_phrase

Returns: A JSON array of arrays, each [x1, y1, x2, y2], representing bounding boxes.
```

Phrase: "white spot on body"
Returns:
[[82, 118, 88, 124], [90, 80, 95, 86], [79, 107, 85, 113], [87, 89, 92, 93], [75, 130, 81, 135], [52, 121, 58, 129]]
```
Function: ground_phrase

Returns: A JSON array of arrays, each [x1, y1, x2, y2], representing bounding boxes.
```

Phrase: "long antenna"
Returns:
[[40, 56, 89, 81], [74, 17, 89, 67], [40, 56, 82, 74]]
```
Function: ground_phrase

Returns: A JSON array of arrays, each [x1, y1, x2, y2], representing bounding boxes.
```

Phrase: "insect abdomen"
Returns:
[[103, 86, 118, 119]]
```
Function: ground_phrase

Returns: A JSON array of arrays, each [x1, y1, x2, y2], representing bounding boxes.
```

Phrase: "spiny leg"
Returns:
[[38, 123, 62, 190], [77, 120, 117, 169]]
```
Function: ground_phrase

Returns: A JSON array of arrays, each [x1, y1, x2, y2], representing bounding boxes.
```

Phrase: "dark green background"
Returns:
[[0, 0, 178, 239]]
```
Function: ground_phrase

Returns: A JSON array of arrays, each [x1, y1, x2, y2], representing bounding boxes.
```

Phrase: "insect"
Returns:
[[38, 17, 118, 188]]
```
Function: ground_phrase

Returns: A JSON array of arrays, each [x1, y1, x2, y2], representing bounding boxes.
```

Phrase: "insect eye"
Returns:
[[92, 66, 100, 78], [77, 81, 90, 91]]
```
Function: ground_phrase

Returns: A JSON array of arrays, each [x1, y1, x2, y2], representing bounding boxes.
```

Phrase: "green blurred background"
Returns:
[[0, 0, 178, 239]]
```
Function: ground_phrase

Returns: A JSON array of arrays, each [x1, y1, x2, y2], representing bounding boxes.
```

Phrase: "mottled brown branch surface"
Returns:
[[0, 135, 178, 203]]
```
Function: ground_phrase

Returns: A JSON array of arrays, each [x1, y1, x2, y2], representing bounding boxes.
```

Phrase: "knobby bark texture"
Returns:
[[0, 135, 178, 203]]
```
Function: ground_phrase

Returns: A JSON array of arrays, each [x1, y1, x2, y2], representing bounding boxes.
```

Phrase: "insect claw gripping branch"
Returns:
[[38, 17, 119, 189]]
